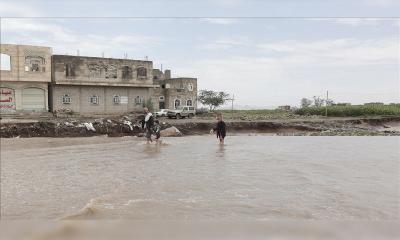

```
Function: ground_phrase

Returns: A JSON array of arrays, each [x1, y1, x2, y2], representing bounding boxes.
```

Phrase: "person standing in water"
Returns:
[[153, 119, 161, 142], [142, 107, 154, 143], [212, 113, 226, 144]]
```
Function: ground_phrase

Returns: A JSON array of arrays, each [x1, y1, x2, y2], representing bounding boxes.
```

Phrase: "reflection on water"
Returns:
[[1, 136, 399, 220], [216, 143, 225, 158]]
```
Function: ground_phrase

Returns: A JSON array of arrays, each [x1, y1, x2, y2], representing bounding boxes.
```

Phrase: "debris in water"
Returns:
[[83, 122, 96, 132]]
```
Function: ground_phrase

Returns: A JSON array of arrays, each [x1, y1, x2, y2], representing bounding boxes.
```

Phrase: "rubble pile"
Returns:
[[0, 116, 145, 138], [1, 116, 399, 138]]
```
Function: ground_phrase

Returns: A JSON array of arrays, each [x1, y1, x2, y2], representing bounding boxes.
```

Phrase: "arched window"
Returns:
[[137, 67, 147, 78], [113, 95, 121, 104], [174, 99, 181, 109], [90, 95, 99, 105], [1, 53, 11, 71], [62, 94, 71, 104], [25, 56, 45, 72], [186, 99, 192, 106], [122, 66, 132, 79]]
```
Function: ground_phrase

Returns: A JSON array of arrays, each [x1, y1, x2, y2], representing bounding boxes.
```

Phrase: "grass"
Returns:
[[197, 104, 400, 120], [207, 109, 298, 120], [295, 104, 400, 117]]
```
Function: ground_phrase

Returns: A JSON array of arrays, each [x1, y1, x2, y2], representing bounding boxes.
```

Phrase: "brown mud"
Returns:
[[1, 116, 400, 138]]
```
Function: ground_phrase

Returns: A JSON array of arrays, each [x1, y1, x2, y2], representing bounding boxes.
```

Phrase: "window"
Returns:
[[62, 94, 71, 104], [159, 96, 165, 101], [105, 65, 117, 78], [113, 95, 121, 104], [137, 67, 147, 78], [186, 99, 192, 106], [188, 83, 193, 91], [88, 64, 101, 78], [122, 66, 132, 80], [90, 95, 99, 105], [25, 56, 45, 72], [66, 63, 75, 77], [31, 63, 39, 71], [1, 53, 11, 71], [174, 99, 181, 109], [135, 96, 143, 105]]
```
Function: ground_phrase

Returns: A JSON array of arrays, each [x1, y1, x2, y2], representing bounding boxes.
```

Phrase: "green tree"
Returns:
[[313, 96, 325, 107], [198, 90, 230, 111], [142, 98, 154, 112], [300, 98, 312, 108]]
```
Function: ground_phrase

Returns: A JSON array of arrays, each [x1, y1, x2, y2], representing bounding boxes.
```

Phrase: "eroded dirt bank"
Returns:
[[1, 116, 400, 138]]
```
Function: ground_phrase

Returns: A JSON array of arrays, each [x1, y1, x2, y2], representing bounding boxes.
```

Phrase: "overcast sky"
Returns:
[[1, 0, 399, 108]]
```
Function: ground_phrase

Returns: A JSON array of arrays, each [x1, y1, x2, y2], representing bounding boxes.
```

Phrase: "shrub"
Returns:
[[295, 105, 400, 117]]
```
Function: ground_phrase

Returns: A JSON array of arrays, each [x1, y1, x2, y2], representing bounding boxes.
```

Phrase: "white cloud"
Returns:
[[202, 18, 239, 25], [201, 37, 398, 66], [199, 37, 251, 50], [363, 0, 400, 7], [207, 0, 245, 6], [178, 37, 399, 106], [0, 1, 40, 17], [2, 19, 76, 42], [257, 38, 397, 66], [334, 18, 381, 26], [112, 35, 159, 45], [310, 18, 396, 27], [1, 19, 162, 58]]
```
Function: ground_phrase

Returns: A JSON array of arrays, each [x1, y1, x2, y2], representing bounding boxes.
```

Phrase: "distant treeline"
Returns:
[[295, 104, 400, 117]]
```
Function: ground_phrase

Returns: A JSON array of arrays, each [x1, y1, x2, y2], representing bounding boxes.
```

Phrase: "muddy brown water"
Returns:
[[1, 135, 398, 220]]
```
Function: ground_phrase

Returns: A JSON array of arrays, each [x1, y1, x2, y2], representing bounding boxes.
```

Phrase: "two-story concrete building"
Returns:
[[1, 44, 52, 113], [153, 69, 197, 110], [1, 43, 198, 115], [50, 55, 160, 114]]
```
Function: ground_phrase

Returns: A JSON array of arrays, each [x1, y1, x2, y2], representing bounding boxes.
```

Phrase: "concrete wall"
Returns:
[[52, 85, 153, 114], [1, 44, 51, 113], [50, 55, 159, 114], [1, 44, 52, 83], [163, 78, 197, 109], [52, 55, 153, 86], [0, 82, 49, 112]]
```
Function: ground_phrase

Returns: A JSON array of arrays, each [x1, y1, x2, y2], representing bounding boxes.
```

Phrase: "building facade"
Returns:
[[0, 44, 52, 113], [50, 55, 160, 114], [153, 69, 197, 110], [1, 43, 197, 115]]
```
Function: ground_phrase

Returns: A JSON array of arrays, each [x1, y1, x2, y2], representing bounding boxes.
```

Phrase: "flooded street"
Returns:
[[1, 136, 398, 220]]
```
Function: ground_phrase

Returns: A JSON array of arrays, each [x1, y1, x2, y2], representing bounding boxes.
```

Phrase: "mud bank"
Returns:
[[1, 116, 400, 138], [171, 117, 400, 136]]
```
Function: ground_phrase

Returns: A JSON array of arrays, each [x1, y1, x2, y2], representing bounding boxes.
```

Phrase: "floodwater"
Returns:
[[1, 135, 399, 220]]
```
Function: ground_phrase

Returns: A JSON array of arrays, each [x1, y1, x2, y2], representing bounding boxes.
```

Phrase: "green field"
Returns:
[[201, 104, 400, 119], [295, 104, 400, 117], [212, 109, 297, 120]]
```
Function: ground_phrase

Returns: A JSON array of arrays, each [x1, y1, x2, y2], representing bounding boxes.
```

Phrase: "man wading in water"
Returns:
[[211, 113, 226, 144], [142, 107, 154, 143]]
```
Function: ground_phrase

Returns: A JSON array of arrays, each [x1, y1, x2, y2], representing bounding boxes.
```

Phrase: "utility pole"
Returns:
[[325, 90, 329, 117], [227, 94, 235, 119]]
